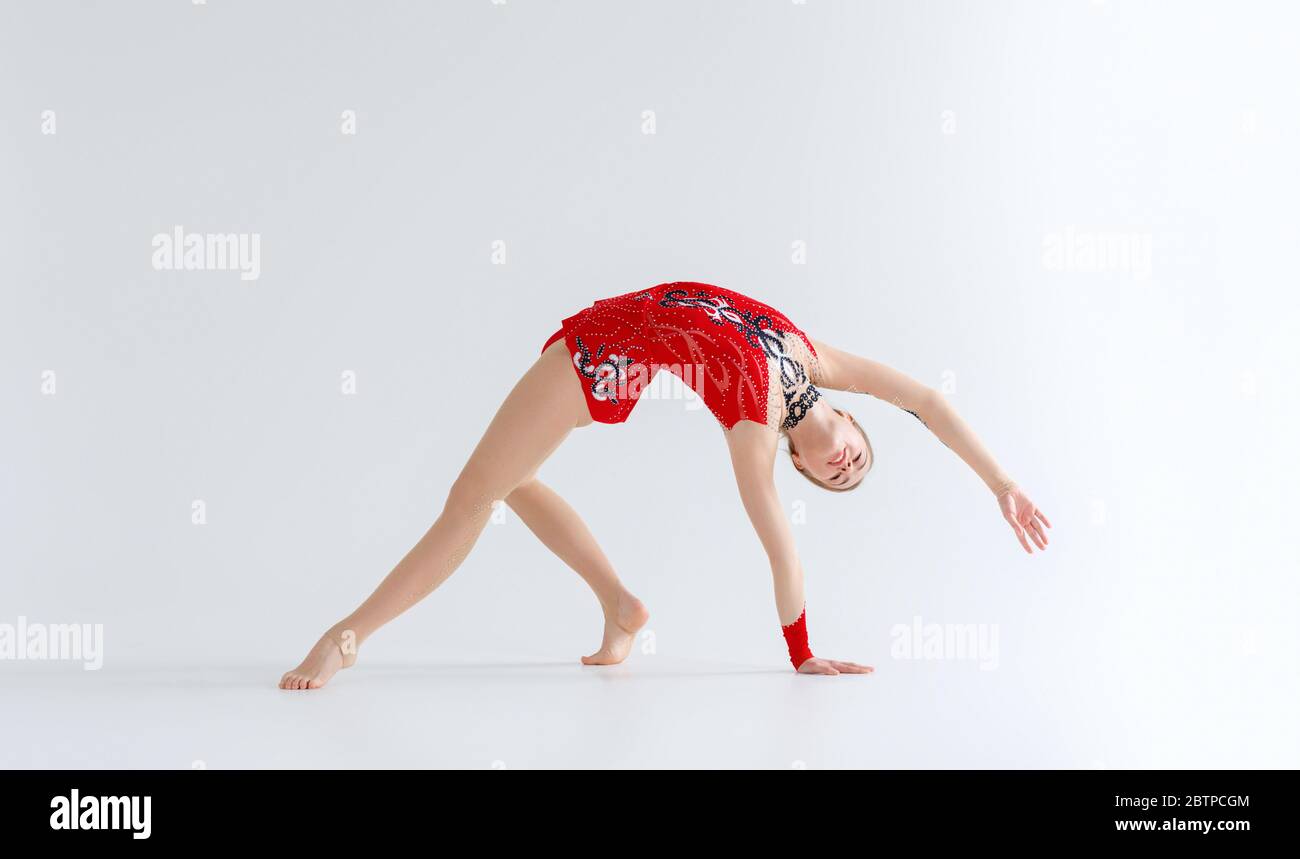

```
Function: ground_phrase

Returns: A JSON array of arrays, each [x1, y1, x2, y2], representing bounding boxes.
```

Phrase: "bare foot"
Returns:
[[279, 630, 357, 690], [581, 593, 649, 666]]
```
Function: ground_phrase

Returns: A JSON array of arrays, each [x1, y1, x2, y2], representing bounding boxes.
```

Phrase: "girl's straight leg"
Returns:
[[280, 342, 590, 689]]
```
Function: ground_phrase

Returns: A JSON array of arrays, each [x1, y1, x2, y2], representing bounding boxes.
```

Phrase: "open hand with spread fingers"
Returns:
[[797, 657, 874, 675], [998, 484, 1051, 554]]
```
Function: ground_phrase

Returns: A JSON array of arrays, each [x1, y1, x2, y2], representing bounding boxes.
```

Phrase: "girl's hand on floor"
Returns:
[[998, 485, 1051, 554], [798, 657, 874, 675]]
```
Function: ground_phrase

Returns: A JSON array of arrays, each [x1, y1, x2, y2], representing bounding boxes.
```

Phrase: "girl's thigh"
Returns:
[[451, 340, 592, 505]]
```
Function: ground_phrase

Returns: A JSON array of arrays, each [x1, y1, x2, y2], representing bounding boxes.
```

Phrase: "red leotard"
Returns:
[[542, 282, 823, 432]]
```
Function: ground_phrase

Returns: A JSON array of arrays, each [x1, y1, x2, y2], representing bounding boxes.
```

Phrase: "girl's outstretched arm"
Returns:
[[811, 339, 1052, 554], [724, 420, 873, 675]]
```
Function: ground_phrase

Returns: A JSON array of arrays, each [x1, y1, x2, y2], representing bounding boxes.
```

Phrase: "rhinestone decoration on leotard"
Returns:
[[658, 286, 821, 430], [782, 383, 821, 430], [571, 335, 643, 404], [544, 282, 821, 431]]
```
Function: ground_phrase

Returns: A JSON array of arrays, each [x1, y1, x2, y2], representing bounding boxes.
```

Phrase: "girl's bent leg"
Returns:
[[505, 479, 649, 664], [280, 342, 589, 689]]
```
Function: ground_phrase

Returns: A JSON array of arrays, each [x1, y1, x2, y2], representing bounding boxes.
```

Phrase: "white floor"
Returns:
[[4, 655, 1289, 769]]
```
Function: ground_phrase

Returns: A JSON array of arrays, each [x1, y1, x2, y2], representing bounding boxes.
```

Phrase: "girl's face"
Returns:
[[790, 409, 872, 490]]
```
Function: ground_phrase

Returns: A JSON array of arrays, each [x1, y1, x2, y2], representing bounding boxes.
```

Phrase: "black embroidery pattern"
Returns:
[[783, 384, 821, 430], [572, 335, 639, 405], [657, 286, 820, 430]]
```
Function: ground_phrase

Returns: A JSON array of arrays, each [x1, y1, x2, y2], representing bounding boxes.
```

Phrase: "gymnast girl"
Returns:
[[280, 282, 1050, 688]]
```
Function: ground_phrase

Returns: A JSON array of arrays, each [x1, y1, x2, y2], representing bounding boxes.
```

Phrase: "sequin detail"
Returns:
[[571, 335, 640, 404], [543, 282, 821, 431], [658, 286, 821, 430]]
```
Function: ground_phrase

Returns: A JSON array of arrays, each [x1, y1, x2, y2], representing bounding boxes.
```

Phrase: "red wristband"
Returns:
[[781, 606, 814, 670]]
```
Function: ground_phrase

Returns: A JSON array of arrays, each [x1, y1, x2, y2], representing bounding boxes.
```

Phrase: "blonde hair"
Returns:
[[785, 410, 872, 493]]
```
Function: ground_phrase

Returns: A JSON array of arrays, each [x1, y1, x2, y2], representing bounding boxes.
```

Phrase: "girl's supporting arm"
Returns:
[[724, 421, 873, 675]]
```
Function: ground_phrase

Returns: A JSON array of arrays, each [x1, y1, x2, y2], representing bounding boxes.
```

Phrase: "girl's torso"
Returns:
[[545, 282, 822, 432]]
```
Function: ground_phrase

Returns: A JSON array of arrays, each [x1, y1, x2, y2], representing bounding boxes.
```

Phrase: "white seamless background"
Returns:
[[1, 0, 1297, 768]]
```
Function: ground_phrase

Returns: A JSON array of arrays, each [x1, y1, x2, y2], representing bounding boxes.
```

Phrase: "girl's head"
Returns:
[[785, 402, 872, 492]]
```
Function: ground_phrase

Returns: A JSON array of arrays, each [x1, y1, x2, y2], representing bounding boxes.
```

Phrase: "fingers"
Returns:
[[797, 659, 874, 676], [1020, 510, 1046, 549], [798, 660, 840, 675], [1027, 517, 1049, 549], [1003, 491, 1051, 553], [1017, 502, 1049, 549], [829, 661, 874, 674], [1004, 510, 1033, 553]]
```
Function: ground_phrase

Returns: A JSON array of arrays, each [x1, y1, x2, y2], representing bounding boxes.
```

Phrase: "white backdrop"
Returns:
[[2, 0, 1297, 768]]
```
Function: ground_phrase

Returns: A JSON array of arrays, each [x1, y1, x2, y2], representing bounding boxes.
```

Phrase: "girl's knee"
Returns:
[[443, 475, 500, 520], [505, 477, 542, 507]]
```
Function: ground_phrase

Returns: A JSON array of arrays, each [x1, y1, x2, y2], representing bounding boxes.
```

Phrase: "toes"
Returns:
[[281, 663, 335, 690]]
